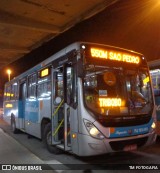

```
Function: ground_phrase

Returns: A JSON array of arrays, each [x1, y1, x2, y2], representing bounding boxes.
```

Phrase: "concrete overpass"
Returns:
[[0, 0, 119, 68]]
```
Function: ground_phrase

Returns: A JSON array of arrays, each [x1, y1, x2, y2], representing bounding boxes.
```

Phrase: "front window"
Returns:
[[126, 69, 152, 115], [83, 65, 153, 118]]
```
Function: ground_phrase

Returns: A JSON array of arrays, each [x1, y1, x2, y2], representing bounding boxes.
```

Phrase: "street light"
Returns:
[[7, 69, 11, 81]]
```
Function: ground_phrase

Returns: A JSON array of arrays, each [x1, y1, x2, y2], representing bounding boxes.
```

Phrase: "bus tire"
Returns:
[[44, 123, 62, 154], [11, 116, 19, 134]]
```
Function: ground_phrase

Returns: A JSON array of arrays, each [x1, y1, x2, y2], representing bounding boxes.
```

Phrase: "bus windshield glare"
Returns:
[[83, 65, 153, 117]]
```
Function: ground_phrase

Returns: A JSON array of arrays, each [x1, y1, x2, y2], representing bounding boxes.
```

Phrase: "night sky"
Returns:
[[1, 0, 160, 105]]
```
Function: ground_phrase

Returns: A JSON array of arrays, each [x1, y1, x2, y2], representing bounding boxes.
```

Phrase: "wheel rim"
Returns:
[[47, 131, 52, 145]]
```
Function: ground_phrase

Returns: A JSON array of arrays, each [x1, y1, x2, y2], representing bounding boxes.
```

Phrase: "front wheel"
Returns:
[[43, 123, 62, 154]]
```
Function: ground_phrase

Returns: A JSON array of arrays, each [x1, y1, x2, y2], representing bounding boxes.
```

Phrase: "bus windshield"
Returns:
[[83, 65, 153, 117]]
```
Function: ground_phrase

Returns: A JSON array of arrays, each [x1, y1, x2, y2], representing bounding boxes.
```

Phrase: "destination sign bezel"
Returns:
[[83, 45, 144, 67]]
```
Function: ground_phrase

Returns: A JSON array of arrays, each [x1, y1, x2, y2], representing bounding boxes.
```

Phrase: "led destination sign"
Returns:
[[90, 48, 140, 64], [40, 68, 49, 77], [99, 98, 122, 107]]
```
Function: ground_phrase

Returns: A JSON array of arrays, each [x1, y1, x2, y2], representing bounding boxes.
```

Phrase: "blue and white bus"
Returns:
[[3, 42, 157, 156], [149, 60, 160, 135]]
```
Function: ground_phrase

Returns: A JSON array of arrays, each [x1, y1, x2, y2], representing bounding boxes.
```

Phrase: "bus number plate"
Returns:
[[123, 144, 137, 151]]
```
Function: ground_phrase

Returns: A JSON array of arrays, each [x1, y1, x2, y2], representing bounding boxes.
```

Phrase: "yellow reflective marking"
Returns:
[[52, 119, 64, 137]]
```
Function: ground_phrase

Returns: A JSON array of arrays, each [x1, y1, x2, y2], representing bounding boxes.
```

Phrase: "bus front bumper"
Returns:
[[76, 131, 156, 156]]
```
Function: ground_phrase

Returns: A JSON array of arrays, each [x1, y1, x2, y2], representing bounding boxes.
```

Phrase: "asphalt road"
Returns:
[[0, 117, 160, 173]]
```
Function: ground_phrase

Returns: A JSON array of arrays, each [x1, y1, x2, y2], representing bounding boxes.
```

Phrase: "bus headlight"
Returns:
[[151, 122, 156, 129], [150, 121, 156, 133], [83, 119, 105, 139]]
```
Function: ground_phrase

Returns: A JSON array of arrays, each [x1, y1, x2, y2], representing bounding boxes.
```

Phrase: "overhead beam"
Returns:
[[0, 57, 11, 62], [82, 0, 119, 20], [0, 10, 60, 33], [62, 0, 119, 31], [0, 43, 30, 53]]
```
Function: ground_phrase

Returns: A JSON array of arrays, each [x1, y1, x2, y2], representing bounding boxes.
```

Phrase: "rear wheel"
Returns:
[[43, 123, 62, 154]]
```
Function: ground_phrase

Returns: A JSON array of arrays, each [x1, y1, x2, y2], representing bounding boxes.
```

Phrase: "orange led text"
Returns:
[[90, 48, 140, 64], [99, 98, 122, 107]]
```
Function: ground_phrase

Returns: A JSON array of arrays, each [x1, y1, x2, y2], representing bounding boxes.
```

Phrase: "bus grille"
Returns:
[[109, 137, 148, 151]]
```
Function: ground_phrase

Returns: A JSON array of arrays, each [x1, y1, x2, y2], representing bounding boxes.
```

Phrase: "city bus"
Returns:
[[3, 42, 157, 156], [149, 60, 160, 135]]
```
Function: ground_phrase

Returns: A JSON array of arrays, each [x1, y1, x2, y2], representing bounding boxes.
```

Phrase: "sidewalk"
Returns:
[[0, 128, 44, 164], [0, 127, 57, 172]]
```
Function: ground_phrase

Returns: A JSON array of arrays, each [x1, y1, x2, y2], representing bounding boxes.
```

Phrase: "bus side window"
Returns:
[[11, 83, 18, 100], [28, 73, 37, 99], [5, 85, 11, 101], [37, 82, 51, 98]]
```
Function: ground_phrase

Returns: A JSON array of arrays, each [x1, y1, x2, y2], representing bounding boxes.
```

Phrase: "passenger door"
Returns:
[[52, 65, 72, 151]]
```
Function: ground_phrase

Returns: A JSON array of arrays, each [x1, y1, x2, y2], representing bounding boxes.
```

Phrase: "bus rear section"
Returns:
[[3, 42, 157, 156], [150, 69, 160, 135]]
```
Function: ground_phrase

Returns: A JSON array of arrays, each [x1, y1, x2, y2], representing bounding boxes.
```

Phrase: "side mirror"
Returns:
[[77, 59, 84, 77], [54, 97, 62, 105]]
